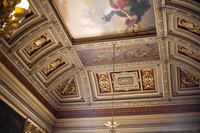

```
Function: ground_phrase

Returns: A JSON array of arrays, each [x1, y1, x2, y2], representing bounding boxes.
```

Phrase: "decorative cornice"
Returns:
[[56, 103, 200, 118]]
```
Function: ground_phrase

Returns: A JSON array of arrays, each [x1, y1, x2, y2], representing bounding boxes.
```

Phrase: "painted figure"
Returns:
[[102, 0, 126, 22], [102, 0, 151, 33]]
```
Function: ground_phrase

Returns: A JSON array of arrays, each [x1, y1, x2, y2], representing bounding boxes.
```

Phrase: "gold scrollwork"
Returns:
[[42, 57, 65, 76], [57, 77, 77, 95], [178, 45, 200, 63], [25, 34, 51, 56], [177, 18, 200, 36], [179, 68, 199, 88], [97, 73, 111, 93], [112, 71, 140, 91], [141, 69, 155, 90]]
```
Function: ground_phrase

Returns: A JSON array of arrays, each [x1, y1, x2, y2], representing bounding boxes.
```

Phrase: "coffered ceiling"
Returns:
[[0, 0, 200, 132]]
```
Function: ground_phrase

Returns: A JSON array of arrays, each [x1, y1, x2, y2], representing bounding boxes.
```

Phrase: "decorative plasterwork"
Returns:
[[168, 39, 200, 69], [155, 0, 165, 37], [39, 0, 72, 46], [24, 119, 44, 133], [57, 77, 78, 96], [164, 0, 200, 14], [89, 66, 162, 102], [170, 64, 200, 97], [42, 57, 66, 77], [178, 68, 199, 89], [96, 72, 111, 93], [49, 73, 85, 103], [177, 18, 200, 36], [56, 104, 200, 118], [164, 6, 200, 43], [6, 20, 52, 50], [141, 69, 156, 90], [34, 57, 76, 88], [162, 5, 200, 22], [14, 30, 64, 69], [95, 69, 156, 95], [112, 71, 141, 92], [178, 45, 200, 63], [25, 33, 52, 56]]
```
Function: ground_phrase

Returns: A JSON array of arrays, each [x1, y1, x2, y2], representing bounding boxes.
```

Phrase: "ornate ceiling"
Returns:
[[0, 0, 200, 132]]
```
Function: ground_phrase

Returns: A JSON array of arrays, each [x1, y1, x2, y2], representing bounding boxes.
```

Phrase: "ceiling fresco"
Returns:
[[52, 0, 156, 42]]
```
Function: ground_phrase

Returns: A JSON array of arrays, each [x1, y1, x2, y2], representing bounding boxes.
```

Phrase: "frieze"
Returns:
[[56, 94, 200, 109], [42, 57, 65, 77], [178, 45, 200, 63], [177, 18, 200, 36], [25, 33, 52, 56], [57, 77, 77, 95], [76, 42, 160, 66]]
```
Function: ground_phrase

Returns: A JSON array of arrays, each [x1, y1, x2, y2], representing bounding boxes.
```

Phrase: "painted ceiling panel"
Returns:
[[76, 42, 160, 66], [52, 0, 156, 42]]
